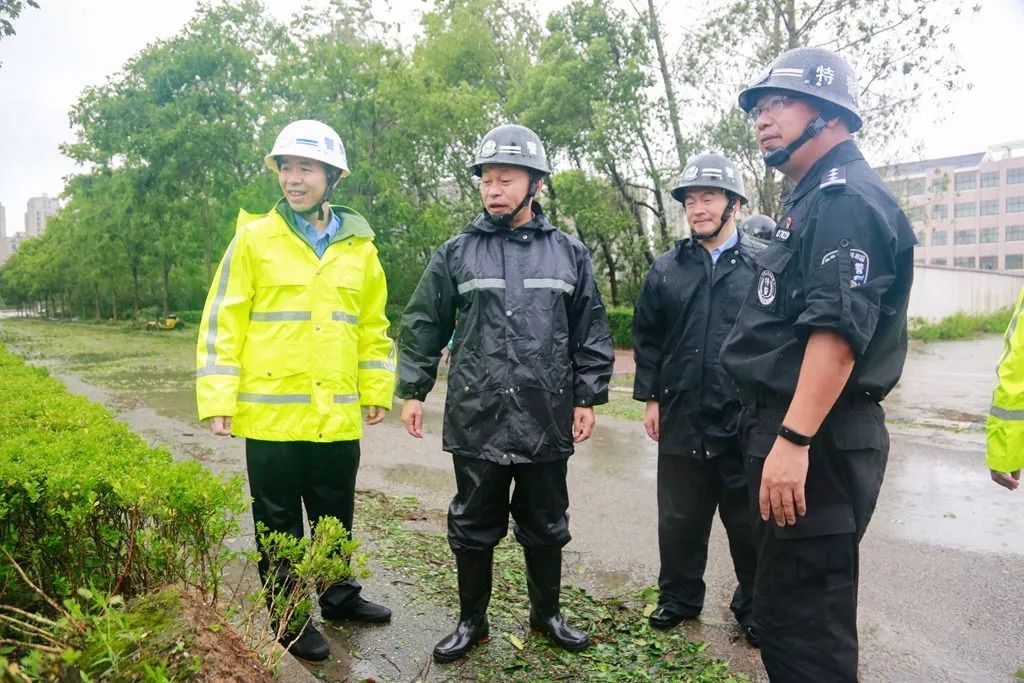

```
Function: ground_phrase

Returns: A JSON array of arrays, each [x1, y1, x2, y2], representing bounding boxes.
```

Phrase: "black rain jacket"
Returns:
[[397, 205, 614, 464], [633, 234, 763, 458]]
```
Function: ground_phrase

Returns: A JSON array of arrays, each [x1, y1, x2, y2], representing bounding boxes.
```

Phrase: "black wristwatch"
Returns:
[[777, 424, 813, 446]]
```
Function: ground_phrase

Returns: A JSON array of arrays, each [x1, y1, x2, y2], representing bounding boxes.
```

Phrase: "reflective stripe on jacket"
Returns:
[[396, 206, 614, 463], [987, 284, 1024, 472], [196, 201, 394, 442]]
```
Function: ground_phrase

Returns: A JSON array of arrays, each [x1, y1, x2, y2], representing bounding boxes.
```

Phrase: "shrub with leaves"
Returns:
[[0, 345, 246, 611], [607, 307, 634, 349]]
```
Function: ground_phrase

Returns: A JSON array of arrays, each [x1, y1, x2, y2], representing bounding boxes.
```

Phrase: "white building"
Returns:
[[878, 140, 1024, 272], [24, 194, 59, 237]]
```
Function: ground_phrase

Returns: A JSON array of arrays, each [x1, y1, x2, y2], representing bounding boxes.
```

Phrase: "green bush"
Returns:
[[909, 308, 1013, 341], [175, 310, 204, 325], [607, 307, 634, 349], [0, 344, 247, 612]]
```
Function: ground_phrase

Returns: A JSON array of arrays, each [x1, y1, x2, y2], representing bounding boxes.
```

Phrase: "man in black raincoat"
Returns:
[[397, 124, 614, 663], [632, 153, 761, 645]]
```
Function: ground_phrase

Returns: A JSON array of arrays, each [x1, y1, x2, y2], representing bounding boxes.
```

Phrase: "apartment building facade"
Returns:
[[879, 140, 1024, 272]]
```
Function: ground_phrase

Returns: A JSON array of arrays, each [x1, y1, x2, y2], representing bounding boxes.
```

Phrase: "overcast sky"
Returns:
[[0, 0, 1020, 235]]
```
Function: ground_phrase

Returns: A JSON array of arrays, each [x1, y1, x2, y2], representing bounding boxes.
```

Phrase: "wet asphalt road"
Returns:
[[358, 337, 1024, 682], [21, 333, 1024, 682]]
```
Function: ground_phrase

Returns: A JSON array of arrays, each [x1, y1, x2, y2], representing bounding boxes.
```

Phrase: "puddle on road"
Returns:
[[381, 462, 453, 499], [878, 435, 1024, 556]]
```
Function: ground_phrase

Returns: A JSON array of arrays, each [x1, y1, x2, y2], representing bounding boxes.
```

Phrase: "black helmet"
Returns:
[[738, 47, 862, 133], [671, 153, 748, 204], [740, 214, 775, 243], [469, 124, 551, 177]]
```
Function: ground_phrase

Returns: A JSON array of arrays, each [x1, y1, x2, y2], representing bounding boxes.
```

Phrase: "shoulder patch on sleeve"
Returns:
[[820, 165, 847, 192]]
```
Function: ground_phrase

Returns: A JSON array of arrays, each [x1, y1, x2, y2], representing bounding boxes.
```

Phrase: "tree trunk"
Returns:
[[598, 237, 619, 307], [636, 123, 671, 246], [161, 257, 171, 317], [606, 162, 654, 264], [647, 0, 687, 171], [130, 263, 140, 319]]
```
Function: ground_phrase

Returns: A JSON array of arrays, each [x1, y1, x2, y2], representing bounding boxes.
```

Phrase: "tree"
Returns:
[[665, 0, 975, 212], [551, 170, 649, 306], [522, 1, 665, 260], [0, 0, 39, 43], [61, 0, 278, 315]]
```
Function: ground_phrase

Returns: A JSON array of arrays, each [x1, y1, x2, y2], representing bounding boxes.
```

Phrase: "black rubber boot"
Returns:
[[433, 549, 493, 662], [524, 547, 590, 652]]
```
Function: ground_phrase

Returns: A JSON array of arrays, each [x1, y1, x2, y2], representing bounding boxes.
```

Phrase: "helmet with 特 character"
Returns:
[[738, 47, 862, 133]]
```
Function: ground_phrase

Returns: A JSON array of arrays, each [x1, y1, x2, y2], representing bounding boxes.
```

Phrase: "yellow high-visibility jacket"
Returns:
[[987, 284, 1024, 472], [196, 201, 395, 442]]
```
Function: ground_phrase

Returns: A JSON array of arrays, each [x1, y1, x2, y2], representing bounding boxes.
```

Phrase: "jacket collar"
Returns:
[[782, 139, 863, 207], [464, 200, 555, 235], [675, 230, 758, 265], [273, 198, 375, 241]]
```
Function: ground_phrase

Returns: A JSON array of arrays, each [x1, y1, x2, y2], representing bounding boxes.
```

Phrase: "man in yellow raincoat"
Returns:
[[987, 286, 1024, 491], [196, 119, 395, 661]]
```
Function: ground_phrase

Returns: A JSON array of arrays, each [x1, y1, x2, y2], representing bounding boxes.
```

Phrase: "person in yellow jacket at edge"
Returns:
[[196, 119, 396, 662], [987, 285, 1024, 491]]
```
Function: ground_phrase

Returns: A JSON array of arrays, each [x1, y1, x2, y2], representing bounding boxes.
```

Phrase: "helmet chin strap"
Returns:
[[763, 116, 827, 168], [694, 192, 737, 242], [486, 177, 540, 227]]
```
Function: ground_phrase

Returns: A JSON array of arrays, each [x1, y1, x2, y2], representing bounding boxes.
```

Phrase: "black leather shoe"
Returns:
[[648, 604, 700, 630], [322, 596, 392, 623], [279, 622, 330, 662]]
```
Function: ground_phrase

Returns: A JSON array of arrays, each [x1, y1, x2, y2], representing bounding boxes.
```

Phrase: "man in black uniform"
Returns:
[[720, 47, 916, 681], [632, 153, 761, 645], [397, 124, 614, 663]]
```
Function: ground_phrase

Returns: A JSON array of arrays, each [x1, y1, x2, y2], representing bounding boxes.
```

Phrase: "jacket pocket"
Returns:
[[749, 243, 793, 316], [658, 347, 701, 398]]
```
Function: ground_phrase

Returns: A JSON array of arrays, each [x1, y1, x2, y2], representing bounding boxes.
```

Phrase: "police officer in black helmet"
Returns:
[[397, 124, 614, 663], [720, 48, 916, 680], [632, 153, 761, 645], [739, 214, 776, 245]]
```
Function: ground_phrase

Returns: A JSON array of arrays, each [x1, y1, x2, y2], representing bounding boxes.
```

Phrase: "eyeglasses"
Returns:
[[747, 95, 799, 121]]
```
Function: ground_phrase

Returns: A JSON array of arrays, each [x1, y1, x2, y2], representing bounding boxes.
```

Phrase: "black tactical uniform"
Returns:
[[633, 153, 761, 634], [722, 48, 916, 683], [398, 124, 614, 662]]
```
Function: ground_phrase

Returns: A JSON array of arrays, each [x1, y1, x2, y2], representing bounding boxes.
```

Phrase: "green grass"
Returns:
[[595, 392, 646, 422], [358, 493, 744, 682], [909, 309, 1013, 342]]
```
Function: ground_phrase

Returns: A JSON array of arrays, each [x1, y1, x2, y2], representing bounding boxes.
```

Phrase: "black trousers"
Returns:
[[447, 454, 571, 553], [657, 447, 756, 624], [743, 402, 888, 682], [245, 438, 362, 612]]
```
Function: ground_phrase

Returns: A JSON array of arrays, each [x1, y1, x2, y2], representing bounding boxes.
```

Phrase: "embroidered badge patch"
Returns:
[[820, 248, 870, 287], [757, 270, 777, 305], [849, 249, 870, 287]]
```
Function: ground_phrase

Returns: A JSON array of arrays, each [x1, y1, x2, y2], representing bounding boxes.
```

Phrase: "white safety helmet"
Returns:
[[264, 119, 350, 177]]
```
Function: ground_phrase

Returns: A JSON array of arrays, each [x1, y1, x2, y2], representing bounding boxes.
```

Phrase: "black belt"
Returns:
[[740, 390, 879, 410]]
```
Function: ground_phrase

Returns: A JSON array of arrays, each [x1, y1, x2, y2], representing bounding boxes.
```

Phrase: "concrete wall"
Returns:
[[908, 264, 1024, 321]]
